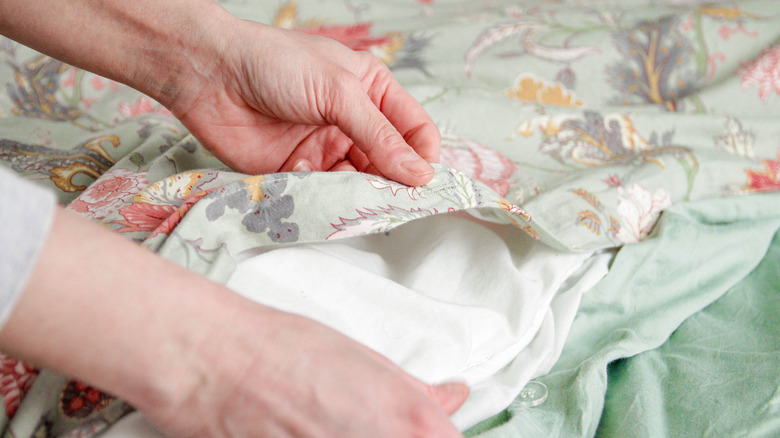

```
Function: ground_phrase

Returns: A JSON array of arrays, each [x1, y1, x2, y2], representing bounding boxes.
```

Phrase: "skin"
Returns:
[[0, 0, 468, 437]]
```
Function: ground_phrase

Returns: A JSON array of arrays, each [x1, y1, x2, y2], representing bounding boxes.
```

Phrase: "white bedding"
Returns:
[[104, 213, 611, 436]]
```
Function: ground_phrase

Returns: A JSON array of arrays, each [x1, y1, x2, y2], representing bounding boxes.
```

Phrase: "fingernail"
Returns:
[[435, 381, 470, 397], [403, 154, 434, 177], [292, 160, 312, 172]]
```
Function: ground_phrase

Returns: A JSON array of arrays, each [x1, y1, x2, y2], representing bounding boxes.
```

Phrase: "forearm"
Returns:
[[0, 0, 232, 107], [0, 207, 467, 437], [0, 206, 253, 419]]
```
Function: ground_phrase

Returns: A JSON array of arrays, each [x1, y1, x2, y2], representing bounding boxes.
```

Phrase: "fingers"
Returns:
[[365, 68, 441, 164], [290, 158, 313, 172], [278, 125, 352, 172], [330, 95, 434, 185], [324, 61, 438, 187], [355, 340, 470, 419], [429, 382, 471, 416], [329, 160, 357, 172]]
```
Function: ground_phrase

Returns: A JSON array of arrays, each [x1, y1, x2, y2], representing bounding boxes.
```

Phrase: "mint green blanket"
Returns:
[[468, 192, 780, 437]]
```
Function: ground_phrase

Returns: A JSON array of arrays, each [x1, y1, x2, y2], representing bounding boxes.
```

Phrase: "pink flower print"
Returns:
[[113, 202, 178, 235], [614, 184, 672, 244], [739, 44, 780, 102], [118, 96, 172, 118], [114, 191, 210, 237], [68, 169, 148, 220], [718, 22, 757, 41], [80, 97, 96, 110], [61, 68, 77, 88], [0, 354, 38, 419], [604, 175, 622, 188], [90, 76, 105, 91], [300, 23, 394, 53], [744, 158, 780, 193], [440, 134, 516, 197], [706, 52, 725, 80]]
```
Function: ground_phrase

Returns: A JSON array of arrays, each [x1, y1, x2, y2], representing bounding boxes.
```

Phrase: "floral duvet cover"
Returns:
[[0, 0, 779, 436]]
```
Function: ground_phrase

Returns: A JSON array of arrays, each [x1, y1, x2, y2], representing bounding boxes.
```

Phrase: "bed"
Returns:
[[0, 0, 778, 437]]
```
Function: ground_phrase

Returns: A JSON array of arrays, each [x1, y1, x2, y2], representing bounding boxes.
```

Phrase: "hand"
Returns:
[[167, 18, 440, 187], [1, 207, 468, 438], [2, 0, 439, 186], [149, 302, 469, 438]]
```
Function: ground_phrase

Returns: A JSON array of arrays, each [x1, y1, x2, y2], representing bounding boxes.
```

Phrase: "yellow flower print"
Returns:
[[273, 2, 298, 29], [698, 5, 760, 21], [504, 74, 583, 108], [513, 115, 566, 139], [133, 171, 213, 204], [243, 175, 266, 204]]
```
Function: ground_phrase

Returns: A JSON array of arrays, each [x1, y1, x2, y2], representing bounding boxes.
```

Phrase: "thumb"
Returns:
[[329, 86, 435, 187], [428, 381, 470, 416]]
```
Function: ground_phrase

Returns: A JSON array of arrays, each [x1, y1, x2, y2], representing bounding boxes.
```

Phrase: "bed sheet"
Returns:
[[0, 0, 779, 437], [599, 228, 780, 438], [467, 191, 780, 437], [99, 212, 612, 436]]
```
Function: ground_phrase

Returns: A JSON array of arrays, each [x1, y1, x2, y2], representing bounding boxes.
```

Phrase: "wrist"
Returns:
[[0, 207, 244, 433], [0, 0, 237, 114], [120, 2, 237, 111]]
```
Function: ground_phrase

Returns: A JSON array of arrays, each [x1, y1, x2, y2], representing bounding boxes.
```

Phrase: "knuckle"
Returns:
[[370, 122, 404, 152], [355, 49, 382, 66]]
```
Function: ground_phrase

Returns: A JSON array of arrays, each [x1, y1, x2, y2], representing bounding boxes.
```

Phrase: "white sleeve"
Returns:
[[0, 164, 57, 327]]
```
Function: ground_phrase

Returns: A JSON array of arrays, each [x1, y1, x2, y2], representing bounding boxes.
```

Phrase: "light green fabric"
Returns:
[[599, 230, 780, 437], [469, 191, 780, 437]]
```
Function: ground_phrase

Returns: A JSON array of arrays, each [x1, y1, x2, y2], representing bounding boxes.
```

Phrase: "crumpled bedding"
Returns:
[[0, 0, 779, 437], [225, 214, 611, 430], [476, 191, 780, 438]]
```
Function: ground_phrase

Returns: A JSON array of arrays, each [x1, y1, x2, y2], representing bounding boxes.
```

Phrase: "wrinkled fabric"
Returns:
[[226, 214, 611, 429], [101, 213, 612, 437], [475, 192, 780, 437]]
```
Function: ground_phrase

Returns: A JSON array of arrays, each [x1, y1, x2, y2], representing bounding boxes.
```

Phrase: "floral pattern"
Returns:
[[464, 21, 599, 78], [328, 205, 440, 240], [608, 17, 700, 111], [68, 168, 148, 220], [1, 0, 780, 436], [0, 134, 120, 198], [739, 44, 780, 102], [744, 155, 780, 193], [60, 380, 112, 419], [0, 354, 38, 419], [205, 175, 300, 243], [440, 133, 516, 197], [6, 56, 83, 123], [272, 2, 430, 72], [715, 117, 755, 157], [112, 171, 219, 238], [614, 184, 673, 243], [504, 74, 583, 108]]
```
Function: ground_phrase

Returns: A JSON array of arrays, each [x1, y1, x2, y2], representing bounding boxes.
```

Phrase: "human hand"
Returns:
[[144, 299, 469, 438], [166, 16, 440, 187], [2, 0, 438, 185], [3, 207, 468, 438]]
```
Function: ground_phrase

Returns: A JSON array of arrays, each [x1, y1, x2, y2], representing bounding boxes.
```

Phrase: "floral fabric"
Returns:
[[1, 0, 779, 436]]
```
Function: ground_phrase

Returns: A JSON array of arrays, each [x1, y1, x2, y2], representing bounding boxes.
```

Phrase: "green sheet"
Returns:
[[600, 232, 780, 437], [470, 191, 780, 437]]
